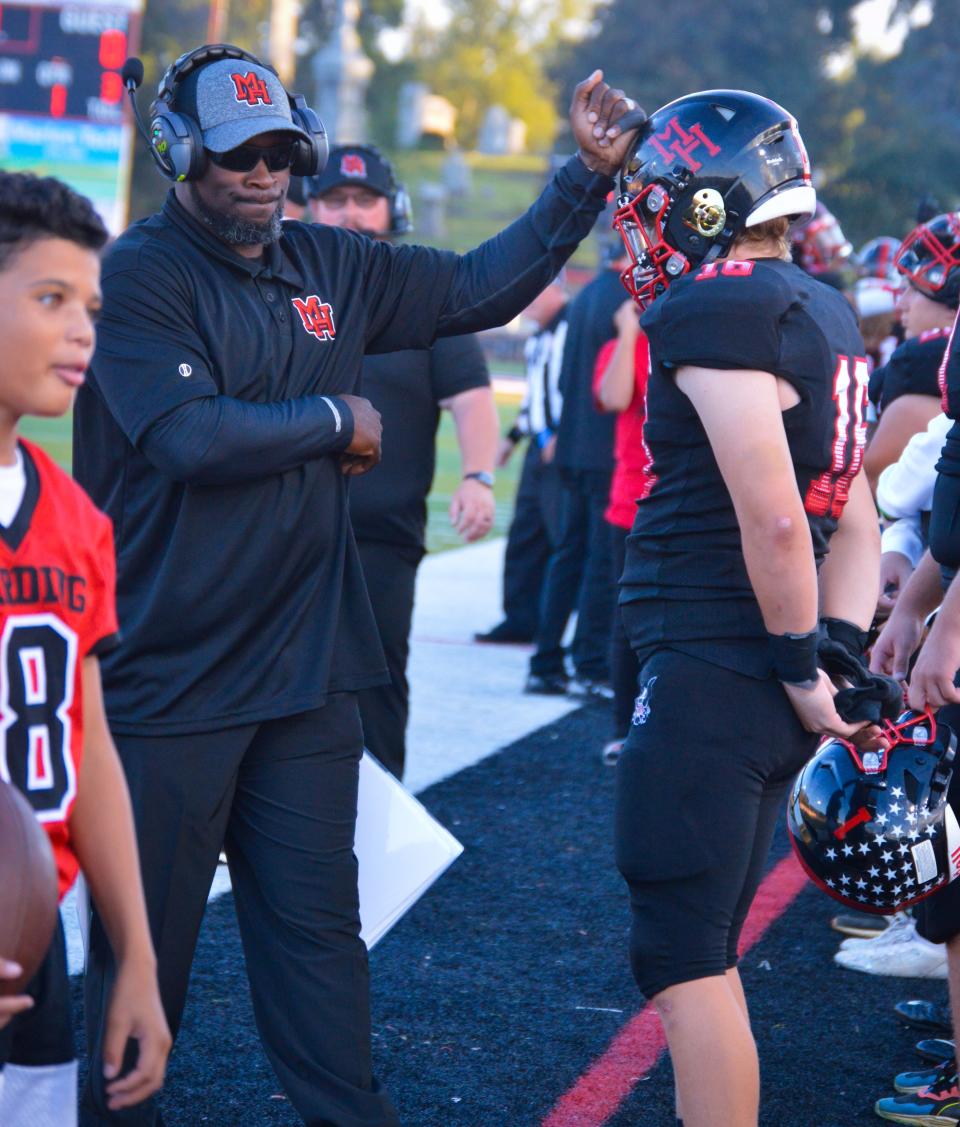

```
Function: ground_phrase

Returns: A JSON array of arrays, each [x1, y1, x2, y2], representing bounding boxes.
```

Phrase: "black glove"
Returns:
[[817, 619, 903, 724]]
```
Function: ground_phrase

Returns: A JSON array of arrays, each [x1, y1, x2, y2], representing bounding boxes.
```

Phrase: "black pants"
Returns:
[[500, 443, 562, 635], [0, 917, 73, 1069], [356, 539, 422, 781], [615, 650, 816, 998], [530, 468, 615, 680], [609, 523, 640, 738], [80, 698, 400, 1127]]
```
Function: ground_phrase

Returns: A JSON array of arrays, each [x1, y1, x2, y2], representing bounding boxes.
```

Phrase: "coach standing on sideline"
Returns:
[[73, 41, 639, 1127], [311, 144, 498, 780]]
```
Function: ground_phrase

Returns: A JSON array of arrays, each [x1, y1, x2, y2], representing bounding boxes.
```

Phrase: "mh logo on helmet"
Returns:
[[650, 117, 720, 173], [292, 296, 336, 342], [231, 72, 272, 106], [340, 154, 367, 177]]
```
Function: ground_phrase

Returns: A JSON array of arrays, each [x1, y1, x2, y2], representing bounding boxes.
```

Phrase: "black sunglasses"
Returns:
[[207, 140, 297, 173]]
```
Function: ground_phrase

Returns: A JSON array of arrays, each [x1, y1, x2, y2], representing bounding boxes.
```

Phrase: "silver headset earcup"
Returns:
[[391, 186, 413, 236], [289, 98, 327, 178], [150, 109, 204, 182]]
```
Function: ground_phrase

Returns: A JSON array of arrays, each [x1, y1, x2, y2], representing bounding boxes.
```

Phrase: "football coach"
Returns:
[[74, 42, 639, 1126]]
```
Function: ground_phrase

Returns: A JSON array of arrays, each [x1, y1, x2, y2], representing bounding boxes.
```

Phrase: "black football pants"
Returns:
[[80, 697, 401, 1127], [530, 467, 615, 681], [356, 539, 422, 781], [609, 523, 640, 738], [500, 443, 562, 636]]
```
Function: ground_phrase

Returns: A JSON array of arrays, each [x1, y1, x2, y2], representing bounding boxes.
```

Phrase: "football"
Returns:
[[0, 778, 59, 995]]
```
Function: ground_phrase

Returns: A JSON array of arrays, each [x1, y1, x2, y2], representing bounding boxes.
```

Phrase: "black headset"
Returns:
[[139, 43, 328, 183], [314, 143, 413, 237]]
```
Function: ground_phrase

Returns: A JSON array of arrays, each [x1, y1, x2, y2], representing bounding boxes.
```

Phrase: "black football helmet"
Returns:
[[857, 236, 902, 284], [612, 89, 816, 307], [895, 212, 960, 307], [788, 712, 960, 915]]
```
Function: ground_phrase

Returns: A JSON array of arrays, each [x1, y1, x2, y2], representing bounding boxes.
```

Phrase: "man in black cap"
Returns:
[[310, 145, 499, 780], [74, 41, 639, 1125]]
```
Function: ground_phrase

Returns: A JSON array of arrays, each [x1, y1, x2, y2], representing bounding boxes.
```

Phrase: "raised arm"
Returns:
[[364, 74, 644, 352]]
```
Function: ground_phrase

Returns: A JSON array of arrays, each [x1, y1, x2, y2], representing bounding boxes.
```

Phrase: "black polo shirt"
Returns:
[[74, 155, 611, 734], [349, 334, 489, 553], [554, 266, 625, 476]]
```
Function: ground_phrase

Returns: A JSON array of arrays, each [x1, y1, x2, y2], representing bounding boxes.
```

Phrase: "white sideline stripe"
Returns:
[[64, 538, 578, 975]]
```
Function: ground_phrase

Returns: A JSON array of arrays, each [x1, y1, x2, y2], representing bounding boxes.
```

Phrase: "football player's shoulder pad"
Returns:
[[662, 258, 796, 320], [644, 260, 795, 371]]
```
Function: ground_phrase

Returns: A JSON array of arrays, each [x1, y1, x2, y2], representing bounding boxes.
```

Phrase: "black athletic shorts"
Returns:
[[614, 648, 817, 999], [0, 916, 74, 1069]]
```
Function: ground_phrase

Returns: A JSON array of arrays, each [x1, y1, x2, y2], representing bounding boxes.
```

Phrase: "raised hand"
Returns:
[[570, 70, 645, 178]]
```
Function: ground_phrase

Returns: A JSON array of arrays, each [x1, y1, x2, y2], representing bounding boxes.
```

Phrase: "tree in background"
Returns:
[[407, 0, 587, 151], [552, 0, 958, 244], [828, 3, 960, 242]]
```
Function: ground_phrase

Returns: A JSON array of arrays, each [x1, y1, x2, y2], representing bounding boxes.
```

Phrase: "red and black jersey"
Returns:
[[0, 440, 118, 898], [621, 258, 868, 676], [868, 328, 949, 415]]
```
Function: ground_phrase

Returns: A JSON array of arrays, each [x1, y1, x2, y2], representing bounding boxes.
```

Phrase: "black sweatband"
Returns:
[[768, 629, 819, 685], [821, 617, 869, 663], [506, 425, 524, 445]]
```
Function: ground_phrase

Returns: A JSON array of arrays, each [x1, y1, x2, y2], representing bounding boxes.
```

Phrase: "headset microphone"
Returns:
[[122, 57, 152, 148]]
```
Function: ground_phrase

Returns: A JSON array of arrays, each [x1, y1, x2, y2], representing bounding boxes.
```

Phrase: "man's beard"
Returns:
[[189, 183, 283, 247]]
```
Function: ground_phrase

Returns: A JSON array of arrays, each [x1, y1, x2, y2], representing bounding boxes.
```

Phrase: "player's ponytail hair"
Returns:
[[0, 172, 108, 270], [732, 216, 791, 261]]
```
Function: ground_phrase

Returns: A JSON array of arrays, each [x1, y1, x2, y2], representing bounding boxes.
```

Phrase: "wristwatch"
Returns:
[[463, 471, 495, 488]]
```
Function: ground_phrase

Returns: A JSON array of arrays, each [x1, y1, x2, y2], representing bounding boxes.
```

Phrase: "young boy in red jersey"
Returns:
[[0, 173, 170, 1125]]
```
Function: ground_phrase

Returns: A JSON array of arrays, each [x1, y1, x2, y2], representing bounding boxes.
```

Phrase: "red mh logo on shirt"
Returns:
[[231, 72, 272, 106], [293, 296, 336, 342]]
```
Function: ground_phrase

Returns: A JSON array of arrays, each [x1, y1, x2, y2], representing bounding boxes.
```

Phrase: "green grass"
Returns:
[[19, 415, 72, 469], [19, 394, 523, 555], [390, 149, 605, 271]]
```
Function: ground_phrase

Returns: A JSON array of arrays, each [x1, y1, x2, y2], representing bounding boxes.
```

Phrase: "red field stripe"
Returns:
[[541, 853, 809, 1127]]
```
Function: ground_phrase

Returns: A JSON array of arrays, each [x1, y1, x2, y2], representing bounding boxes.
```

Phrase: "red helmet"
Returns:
[[788, 712, 960, 915], [612, 89, 815, 308], [895, 212, 960, 307]]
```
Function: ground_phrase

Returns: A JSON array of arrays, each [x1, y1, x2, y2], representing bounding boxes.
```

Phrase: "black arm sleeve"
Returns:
[[363, 156, 613, 354], [140, 394, 355, 485]]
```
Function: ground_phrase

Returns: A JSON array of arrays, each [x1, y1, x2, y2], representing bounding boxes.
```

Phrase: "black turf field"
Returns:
[[72, 704, 951, 1126]]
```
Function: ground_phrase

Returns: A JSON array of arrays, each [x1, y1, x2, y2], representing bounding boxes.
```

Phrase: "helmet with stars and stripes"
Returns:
[[787, 712, 960, 914]]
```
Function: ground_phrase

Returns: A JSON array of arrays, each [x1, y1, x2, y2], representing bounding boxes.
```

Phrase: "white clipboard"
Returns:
[[70, 751, 464, 966], [356, 751, 464, 948]]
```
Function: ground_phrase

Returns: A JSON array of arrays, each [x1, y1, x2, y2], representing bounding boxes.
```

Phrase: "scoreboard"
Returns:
[[0, 0, 144, 232]]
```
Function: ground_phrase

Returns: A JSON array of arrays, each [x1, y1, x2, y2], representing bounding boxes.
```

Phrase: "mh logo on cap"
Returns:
[[340, 154, 367, 177], [231, 72, 272, 106]]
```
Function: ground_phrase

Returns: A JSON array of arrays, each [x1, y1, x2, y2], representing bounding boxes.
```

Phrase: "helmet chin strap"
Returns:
[[701, 215, 739, 265]]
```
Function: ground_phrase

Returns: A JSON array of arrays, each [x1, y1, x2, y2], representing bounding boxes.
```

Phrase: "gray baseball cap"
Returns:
[[172, 58, 310, 153]]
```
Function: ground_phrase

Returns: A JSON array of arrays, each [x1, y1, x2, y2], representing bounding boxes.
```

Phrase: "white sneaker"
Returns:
[[834, 919, 948, 978], [839, 911, 915, 952]]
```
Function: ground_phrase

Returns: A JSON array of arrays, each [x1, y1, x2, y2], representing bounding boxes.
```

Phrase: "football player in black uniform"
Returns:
[[864, 214, 960, 494], [611, 91, 882, 1127], [870, 287, 960, 1126]]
